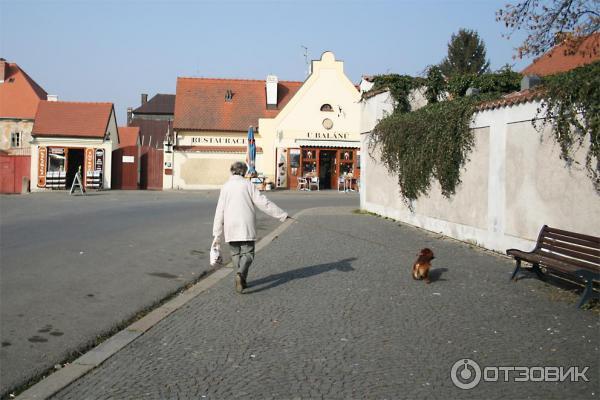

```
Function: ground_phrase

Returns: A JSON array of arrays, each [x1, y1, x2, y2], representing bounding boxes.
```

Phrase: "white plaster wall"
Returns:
[[0, 119, 34, 153], [361, 95, 600, 253], [30, 137, 113, 191]]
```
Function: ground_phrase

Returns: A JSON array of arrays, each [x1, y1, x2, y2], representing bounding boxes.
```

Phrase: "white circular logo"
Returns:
[[451, 358, 482, 390]]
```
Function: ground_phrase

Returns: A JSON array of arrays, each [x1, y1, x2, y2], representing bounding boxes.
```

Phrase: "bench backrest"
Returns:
[[536, 225, 600, 272]]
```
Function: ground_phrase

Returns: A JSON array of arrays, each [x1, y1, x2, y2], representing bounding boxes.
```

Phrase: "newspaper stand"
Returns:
[[86, 170, 103, 190], [46, 171, 66, 190]]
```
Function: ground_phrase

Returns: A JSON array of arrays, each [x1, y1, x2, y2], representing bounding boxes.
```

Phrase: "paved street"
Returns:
[[0, 190, 358, 396], [49, 207, 598, 399]]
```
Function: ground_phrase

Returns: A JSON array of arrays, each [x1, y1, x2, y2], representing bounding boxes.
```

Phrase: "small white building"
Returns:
[[30, 101, 119, 191]]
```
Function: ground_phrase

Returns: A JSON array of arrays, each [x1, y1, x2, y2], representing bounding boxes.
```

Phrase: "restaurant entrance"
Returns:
[[287, 147, 360, 190], [319, 150, 337, 189]]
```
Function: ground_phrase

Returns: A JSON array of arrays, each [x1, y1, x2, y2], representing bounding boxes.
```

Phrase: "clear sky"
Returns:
[[1, 0, 533, 125]]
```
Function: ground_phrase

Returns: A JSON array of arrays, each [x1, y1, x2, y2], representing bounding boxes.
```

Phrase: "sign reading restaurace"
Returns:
[[191, 137, 247, 145], [307, 132, 351, 140]]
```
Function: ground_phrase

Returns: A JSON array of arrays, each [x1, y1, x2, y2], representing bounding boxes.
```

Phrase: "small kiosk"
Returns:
[[30, 101, 119, 191]]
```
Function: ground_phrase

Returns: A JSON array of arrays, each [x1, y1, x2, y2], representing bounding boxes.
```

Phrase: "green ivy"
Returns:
[[366, 74, 423, 113], [369, 95, 495, 201], [366, 69, 517, 202], [534, 61, 600, 187]]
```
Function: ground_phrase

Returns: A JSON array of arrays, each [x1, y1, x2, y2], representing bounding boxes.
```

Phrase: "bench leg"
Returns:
[[532, 263, 545, 281], [575, 270, 600, 309], [510, 259, 521, 281], [577, 280, 597, 309]]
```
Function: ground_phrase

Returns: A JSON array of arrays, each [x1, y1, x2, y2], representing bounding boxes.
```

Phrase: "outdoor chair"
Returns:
[[297, 177, 308, 191], [308, 176, 319, 191], [337, 176, 346, 192]]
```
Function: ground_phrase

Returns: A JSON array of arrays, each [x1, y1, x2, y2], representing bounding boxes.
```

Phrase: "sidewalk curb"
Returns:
[[15, 209, 312, 400]]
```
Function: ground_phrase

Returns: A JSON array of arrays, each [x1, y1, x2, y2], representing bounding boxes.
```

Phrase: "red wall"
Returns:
[[0, 155, 31, 194]]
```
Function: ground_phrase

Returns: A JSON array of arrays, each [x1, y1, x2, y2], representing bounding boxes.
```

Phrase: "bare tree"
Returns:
[[497, 0, 599, 58]]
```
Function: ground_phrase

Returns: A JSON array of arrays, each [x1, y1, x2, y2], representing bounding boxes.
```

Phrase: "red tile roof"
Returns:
[[118, 126, 140, 147], [0, 61, 47, 119], [522, 33, 600, 77], [476, 88, 545, 111], [32, 101, 114, 138], [174, 77, 303, 131]]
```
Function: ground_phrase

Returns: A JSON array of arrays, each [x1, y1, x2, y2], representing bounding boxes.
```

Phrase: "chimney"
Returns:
[[127, 107, 133, 125], [266, 75, 278, 109], [47, 95, 59, 102], [521, 75, 541, 91], [141, 93, 148, 105], [0, 59, 6, 83]]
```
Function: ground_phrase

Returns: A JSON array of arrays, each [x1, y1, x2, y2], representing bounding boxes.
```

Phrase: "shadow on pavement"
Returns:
[[428, 267, 448, 283], [246, 257, 356, 294]]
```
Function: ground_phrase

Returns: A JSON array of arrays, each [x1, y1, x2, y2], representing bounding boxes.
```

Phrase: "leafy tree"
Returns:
[[439, 29, 490, 77], [497, 0, 600, 58]]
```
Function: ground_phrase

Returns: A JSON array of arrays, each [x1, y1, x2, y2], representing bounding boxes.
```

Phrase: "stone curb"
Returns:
[[15, 208, 314, 400]]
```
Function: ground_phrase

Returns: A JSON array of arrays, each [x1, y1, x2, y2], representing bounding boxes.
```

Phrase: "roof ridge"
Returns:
[[8, 62, 48, 99], [41, 100, 113, 105], [177, 76, 303, 84]]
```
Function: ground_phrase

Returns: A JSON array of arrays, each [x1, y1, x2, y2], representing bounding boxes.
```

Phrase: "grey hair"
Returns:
[[230, 161, 248, 176]]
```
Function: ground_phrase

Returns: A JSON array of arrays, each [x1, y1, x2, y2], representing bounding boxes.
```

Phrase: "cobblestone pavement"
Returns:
[[52, 208, 599, 399]]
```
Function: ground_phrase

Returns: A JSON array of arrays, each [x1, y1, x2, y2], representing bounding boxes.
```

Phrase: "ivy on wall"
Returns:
[[534, 61, 600, 188], [367, 70, 516, 202], [367, 63, 599, 202]]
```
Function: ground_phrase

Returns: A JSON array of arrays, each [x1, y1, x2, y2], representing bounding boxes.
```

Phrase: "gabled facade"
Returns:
[[169, 51, 361, 190], [30, 101, 119, 191], [0, 59, 47, 155]]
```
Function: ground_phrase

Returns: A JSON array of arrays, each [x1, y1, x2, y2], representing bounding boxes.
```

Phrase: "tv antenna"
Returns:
[[301, 45, 309, 76]]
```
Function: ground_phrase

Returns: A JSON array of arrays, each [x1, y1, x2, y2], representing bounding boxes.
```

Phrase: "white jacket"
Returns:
[[213, 175, 288, 242]]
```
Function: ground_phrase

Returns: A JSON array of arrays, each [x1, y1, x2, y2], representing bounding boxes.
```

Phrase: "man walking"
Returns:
[[213, 161, 288, 293]]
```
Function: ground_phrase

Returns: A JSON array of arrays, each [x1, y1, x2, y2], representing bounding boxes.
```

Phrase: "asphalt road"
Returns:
[[0, 189, 358, 396]]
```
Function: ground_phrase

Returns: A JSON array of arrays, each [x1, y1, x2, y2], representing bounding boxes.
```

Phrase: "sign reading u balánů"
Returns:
[[37, 147, 47, 187], [306, 132, 350, 140]]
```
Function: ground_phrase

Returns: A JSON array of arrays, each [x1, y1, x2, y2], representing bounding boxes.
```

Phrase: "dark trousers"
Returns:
[[229, 241, 255, 280]]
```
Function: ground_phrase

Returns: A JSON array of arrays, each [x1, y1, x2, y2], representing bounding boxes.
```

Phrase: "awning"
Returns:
[[294, 139, 360, 148]]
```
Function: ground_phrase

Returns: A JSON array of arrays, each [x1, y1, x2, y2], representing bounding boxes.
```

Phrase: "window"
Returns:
[[48, 148, 66, 172], [320, 104, 333, 112], [10, 131, 22, 148]]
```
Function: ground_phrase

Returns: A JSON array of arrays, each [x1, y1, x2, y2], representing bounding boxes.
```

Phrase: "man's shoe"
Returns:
[[235, 273, 244, 294]]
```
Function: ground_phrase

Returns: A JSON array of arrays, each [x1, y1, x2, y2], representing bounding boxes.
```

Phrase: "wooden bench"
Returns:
[[506, 225, 600, 308]]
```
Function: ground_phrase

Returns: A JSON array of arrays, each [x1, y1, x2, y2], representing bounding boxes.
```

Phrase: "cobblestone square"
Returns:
[[52, 208, 599, 399]]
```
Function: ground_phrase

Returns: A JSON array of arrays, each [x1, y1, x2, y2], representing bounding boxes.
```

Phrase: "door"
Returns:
[[66, 149, 85, 189], [0, 156, 15, 193], [319, 150, 337, 190]]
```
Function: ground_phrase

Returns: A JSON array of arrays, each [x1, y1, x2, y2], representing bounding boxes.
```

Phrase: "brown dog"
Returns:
[[412, 248, 435, 284]]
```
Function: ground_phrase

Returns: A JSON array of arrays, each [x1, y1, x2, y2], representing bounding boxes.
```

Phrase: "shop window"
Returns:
[[289, 149, 300, 176], [303, 149, 315, 160], [320, 104, 333, 112], [340, 162, 354, 175], [303, 161, 317, 175], [341, 151, 353, 161], [48, 148, 66, 172], [10, 132, 22, 148]]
